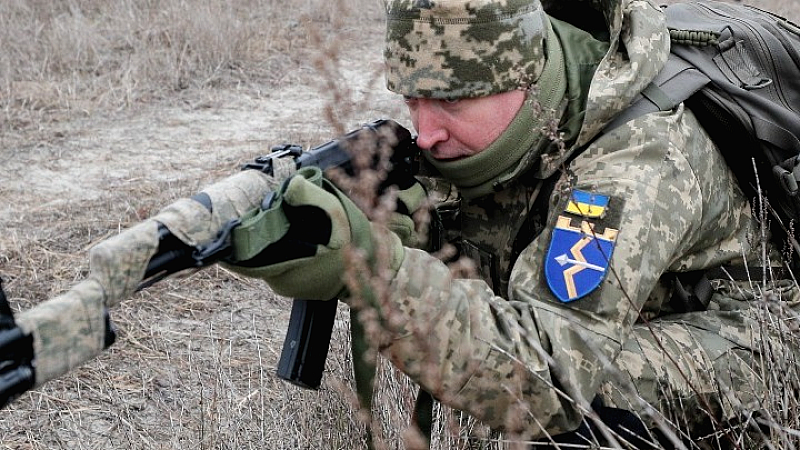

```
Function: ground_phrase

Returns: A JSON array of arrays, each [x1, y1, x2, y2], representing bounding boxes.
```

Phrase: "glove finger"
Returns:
[[387, 213, 416, 247], [230, 236, 318, 268], [395, 181, 427, 215], [264, 250, 346, 300], [282, 167, 351, 250], [228, 167, 345, 267], [223, 245, 346, 301]]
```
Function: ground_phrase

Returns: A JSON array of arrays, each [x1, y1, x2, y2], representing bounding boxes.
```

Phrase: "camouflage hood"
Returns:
[[383, 0, 670, 188], [536, 0, 670, 178]]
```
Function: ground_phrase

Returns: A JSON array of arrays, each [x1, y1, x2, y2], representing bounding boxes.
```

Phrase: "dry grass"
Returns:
[[1, 0, 800, 449], [0, 1, 388, 448], [0, 0, 383, 131]]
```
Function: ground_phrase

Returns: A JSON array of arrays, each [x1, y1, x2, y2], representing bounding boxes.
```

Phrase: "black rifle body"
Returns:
[[146, 119, 418, 389], [0, 119, 418, 408]]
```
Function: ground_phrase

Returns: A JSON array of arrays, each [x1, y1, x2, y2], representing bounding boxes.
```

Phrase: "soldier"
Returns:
[[226, 0, 799, 447]]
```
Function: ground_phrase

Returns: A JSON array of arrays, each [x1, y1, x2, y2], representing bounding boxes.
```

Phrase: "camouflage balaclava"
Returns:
[[384, 0, 549, 99]]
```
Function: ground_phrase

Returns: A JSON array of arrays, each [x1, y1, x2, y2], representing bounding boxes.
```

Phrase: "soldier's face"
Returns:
[[405, 89, 526, 161]]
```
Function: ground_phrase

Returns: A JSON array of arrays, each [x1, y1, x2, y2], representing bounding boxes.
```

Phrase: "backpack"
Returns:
[[607, 0, 800, 255]]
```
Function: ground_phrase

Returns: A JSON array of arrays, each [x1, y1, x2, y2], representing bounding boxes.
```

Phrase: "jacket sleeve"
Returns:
[[374, 106, 753, 437]]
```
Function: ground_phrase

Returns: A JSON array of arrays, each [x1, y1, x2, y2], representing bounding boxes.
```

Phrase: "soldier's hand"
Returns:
[[223, 166, 403, 301], [387, 179, 429, 248]]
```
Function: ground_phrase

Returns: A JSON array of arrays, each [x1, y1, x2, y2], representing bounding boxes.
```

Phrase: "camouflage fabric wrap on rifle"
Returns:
[[15, 162, 295, 389]]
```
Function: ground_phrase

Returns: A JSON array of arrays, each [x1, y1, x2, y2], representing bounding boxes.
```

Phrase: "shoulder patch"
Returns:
[[565, 189, 609, 218], [545, 190, 620, 302]]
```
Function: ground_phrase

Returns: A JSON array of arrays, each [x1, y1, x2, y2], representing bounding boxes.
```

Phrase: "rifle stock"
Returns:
[[0, 119, 418, 407]]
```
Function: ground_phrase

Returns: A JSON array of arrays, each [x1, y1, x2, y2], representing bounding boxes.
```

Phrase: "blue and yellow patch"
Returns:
[[565, 189, 609, 218], [545, 190, 619, 302]]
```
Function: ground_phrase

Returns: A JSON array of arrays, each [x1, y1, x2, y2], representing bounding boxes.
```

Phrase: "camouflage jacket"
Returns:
[[371, 0, 764, 438]]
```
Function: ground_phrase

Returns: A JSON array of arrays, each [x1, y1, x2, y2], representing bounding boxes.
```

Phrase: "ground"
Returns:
[[1, 1, 799, 449], [0, 21, 413, 449]]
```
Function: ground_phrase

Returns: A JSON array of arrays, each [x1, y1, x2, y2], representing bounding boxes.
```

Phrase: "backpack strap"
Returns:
[[602, 54, 711, 135]]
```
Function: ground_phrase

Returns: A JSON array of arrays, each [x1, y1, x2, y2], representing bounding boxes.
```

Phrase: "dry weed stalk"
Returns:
[[317, 46, 800, 450], [0, 0, 383, 132], [2, 0, 800, 449]]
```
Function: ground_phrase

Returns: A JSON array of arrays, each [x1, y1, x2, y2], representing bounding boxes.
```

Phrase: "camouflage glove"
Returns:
[[223, 166, 403, 301], [387, 179, 428, 248]]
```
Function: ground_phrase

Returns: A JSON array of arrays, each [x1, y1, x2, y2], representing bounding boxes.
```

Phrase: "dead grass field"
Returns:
[[1, 0, 799, 449]]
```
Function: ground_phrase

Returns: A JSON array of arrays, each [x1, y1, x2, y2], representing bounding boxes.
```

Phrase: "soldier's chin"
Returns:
[[434, 155, 466, 162], [428, 149, 468, 162]]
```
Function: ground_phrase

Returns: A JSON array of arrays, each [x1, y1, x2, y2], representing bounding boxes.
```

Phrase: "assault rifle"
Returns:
[[0, 119, 419, 407]]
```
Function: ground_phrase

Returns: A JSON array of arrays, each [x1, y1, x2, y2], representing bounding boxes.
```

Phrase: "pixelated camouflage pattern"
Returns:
[[370, 0, 799, 440], [601, 285, 800, 436], [384, 0, 549, 98], [16, 280, 108, 386], [573, 0, 670, 141], [91, 169, 285, 306], [535, 0, 670, 178], [14, 166, 294, 388], [440, 180, 548, 296], [383, 102, 797, 440]]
